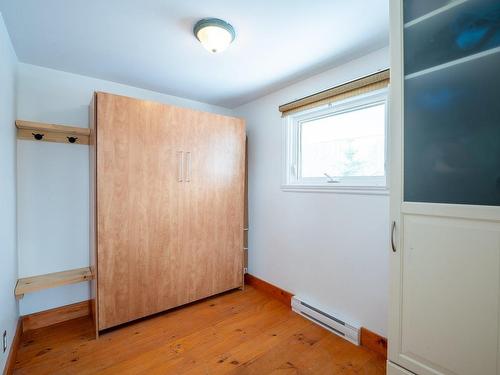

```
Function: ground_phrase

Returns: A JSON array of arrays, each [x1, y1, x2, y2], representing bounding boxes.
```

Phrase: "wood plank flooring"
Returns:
[[13, 286, 385, 374]]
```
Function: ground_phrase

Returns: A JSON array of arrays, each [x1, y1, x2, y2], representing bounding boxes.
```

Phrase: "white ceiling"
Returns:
[[0, 0, 389, 108]]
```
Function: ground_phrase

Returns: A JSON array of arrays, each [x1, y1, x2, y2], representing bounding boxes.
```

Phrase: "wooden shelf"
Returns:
[[16, 120, 90, 145], [15, 267, 93, 299]]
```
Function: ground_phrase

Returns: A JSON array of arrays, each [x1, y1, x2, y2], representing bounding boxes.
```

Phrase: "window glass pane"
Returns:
[[300, 103, 385, 178]]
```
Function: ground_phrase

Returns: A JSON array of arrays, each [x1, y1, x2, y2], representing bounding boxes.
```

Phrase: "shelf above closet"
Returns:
[[15, 267, 93, 299], [16, 120, 91, 145]]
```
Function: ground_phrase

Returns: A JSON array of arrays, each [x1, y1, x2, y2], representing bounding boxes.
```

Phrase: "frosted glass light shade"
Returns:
[[194, 18, 235, 53]]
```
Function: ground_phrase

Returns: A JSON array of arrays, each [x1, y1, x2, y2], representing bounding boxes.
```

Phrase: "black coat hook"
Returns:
[[67, 136, 78, 143], [32, 133, 44, 140]]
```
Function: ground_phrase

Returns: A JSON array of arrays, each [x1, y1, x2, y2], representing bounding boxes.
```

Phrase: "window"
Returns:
[[282, 90, 388, 193]]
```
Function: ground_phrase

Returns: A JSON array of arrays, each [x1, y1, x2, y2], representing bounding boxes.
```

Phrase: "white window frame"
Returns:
[[281, 88, 389, 194]]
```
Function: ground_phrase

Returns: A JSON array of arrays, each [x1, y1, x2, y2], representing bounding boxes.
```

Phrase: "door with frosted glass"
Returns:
[[389, 1, 500, 374]]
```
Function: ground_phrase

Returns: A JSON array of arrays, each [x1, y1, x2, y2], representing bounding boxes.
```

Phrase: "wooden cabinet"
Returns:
[[89, 92, 245, 331], [389, 1, 500, 374]]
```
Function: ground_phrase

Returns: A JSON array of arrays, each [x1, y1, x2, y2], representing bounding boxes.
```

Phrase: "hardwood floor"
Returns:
[[13, 286, 385, 374]]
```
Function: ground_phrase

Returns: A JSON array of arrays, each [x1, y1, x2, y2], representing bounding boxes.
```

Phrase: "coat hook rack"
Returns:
[[17, 120, 90, 145]]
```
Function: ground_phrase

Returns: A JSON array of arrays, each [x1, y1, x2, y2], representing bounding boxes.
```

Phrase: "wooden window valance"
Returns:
[[279, 69, 390, 117]]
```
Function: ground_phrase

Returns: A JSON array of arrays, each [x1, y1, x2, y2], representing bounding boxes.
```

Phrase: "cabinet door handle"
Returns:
[[185, 152, 191, 182], [391, 221, 397, 252], [177, 151, 184, 182]]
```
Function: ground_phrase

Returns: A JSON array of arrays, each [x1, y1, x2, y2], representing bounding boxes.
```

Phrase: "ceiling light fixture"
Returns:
[[193, 18, 235, 53]]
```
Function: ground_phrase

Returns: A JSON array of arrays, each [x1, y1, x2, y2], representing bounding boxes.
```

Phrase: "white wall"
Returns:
[[0, 13, 18, 373], [16, 63, 233, 315], [234, 47, 390, 336]]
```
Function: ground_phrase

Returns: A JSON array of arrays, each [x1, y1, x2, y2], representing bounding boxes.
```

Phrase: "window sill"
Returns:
[[280, 184, 389, 196]]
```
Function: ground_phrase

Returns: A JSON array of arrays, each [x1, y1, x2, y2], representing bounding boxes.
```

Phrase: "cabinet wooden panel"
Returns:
[[399, 215, 500, 374], [89, 94, 98, 335], [180, 110, 245, 298], [92, 92, 245, 330]]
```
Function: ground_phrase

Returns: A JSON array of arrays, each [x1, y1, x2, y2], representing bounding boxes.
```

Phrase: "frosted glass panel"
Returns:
[[404, 50, 500, 205], [404, 0, 500, 206], [403, 0, 454, 23], [405, 0, 500, 75]]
